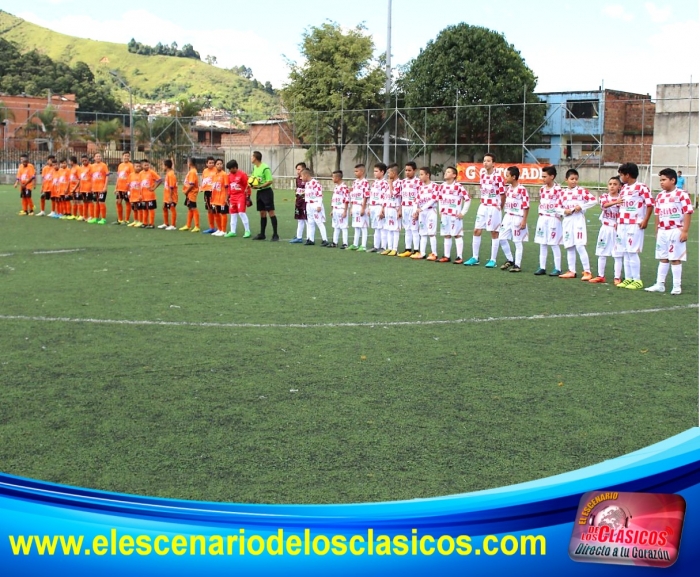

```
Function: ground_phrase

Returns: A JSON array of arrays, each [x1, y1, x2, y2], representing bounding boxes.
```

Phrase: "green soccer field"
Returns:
[[0, 185, 697, 504]]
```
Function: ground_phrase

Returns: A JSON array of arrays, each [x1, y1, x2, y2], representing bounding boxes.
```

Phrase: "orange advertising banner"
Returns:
[[457, 163, 546, 185]]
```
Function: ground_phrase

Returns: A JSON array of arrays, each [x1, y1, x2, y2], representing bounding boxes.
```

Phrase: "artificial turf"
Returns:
[[0, 185, 697, 504]]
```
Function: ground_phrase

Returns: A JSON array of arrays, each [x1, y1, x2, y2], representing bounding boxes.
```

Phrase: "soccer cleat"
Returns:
[[438, 256, 451, 263], [613, 278, 622, 286], [398, 250, 413, 258], [243, 231, 251, 238], [327, 242, 337, 248], [252, 233, 266, 240], [534, 268, 546, 276], [464, 257, 479, 266], [387, 250, 397, 256], [67, 215, 76, 220], [454, 258, 464, 264], [36, 211, 45, 216], [340, 244, 348, 250], [645, 283, 665, 293], [670, 286, 682, 295], [271, 235, 280, 242], [304, 239, 315, 245], [580, 271, 593, 281], [625, 280, 644, 290], [500, 260, 514, 270], [157, 224, 168, 229], [113, 221, 122, 225], [549, 269, 562, 277], [410, 252, 424, 259], [48, 212, 56, 217], [589, 276, 606, 284], [617, 278, 633, 288], [484, 260, 497, 268], [145, 224, 155, 229], [213, 230, 226, 237], [321, 240, 330, 247], [426, 253, 438, 261], [76, 216, 85, 222], [380, 249, 391, 255], [202, 228, 217, 234], [59, 215, 69, 220], [87, 218, 98, 224], [559, 271, 577, 279], [357, 247, 367, 252], [289, 237, 303, 243], [368, 247, 380, 253], [18, 211, 27, 216], [509, 265, 522, 273], [191, 227, 201, 233], [348, 245, 359, 250], [179, 225, 190, 231], [97, 218, 107, 225], [166, 225, 177, 231], [224, 232, 237, 238]]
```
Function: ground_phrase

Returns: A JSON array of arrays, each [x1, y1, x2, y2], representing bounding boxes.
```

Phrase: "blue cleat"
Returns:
[[202, 228, 216, 234], [463, 257, 479, 266], [289, 237, 303, 244], [484, 260, 497, 268]]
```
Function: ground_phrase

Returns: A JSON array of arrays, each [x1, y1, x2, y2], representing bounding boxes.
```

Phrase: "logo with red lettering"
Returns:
[[569, 491, 685, 568]]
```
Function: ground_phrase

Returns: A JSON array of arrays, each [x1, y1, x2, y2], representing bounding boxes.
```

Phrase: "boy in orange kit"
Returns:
[[55, 159, 70, 217], [210, 159, 229, 236], [90, 153, 109, 224], [200, 156, 217, 234], [68, 156, 81, 219], [127, 160, 143, 227], [180, 157, 200, 232], [159, 159, 178, 230], [114, 151, 133, 225], [39, 155, 55, 216], [15, 154, 36, 215], [78, 155, 93, 222], [139, 159, 162, 229]]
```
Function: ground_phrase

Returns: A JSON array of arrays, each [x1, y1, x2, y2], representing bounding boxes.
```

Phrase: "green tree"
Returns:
[[0, 99, 15, 123], [282, 22, 385, 171], [88, 118, 123, 147], [397, 24, 545, 163]]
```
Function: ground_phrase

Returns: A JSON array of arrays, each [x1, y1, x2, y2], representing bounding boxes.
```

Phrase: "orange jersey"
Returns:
[[200, 168, 216, 192], [55, 168, 70, 196], [78, 164, 93, 193], [91, 162, 109, 193], [211, 171, 228, 206], [16, 163, 36, 190], [140, 169, 161, 201], [69, 165, 80, 192], [128, 172, 143, 203], [41, 165, 55, 193], [183, 168, 199, 201], [50, 168, 61, 198], [163, 170, 178, 204], [116, 162, 134, 192]]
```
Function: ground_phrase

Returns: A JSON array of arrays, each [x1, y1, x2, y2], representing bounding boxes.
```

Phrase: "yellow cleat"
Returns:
[[179, 225, 190, 231], [191, 226, 201, 233], [398, 250, 413, 258], [18, 211, 27, 216], [387, 250, 397, 256]]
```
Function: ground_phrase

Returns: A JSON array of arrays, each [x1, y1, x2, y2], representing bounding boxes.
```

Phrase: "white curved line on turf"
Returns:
[[0, 304, 696, 329], [33, 249, 85, 255]]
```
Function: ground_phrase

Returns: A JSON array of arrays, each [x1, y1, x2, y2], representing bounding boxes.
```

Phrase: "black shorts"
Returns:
[[74, 193, 84, 202], [256, 188, 275, 212], [163, 202, 177, 209], [60, 195, 68, 202], [213, 204, 228, 214], [185, 200, 197, 210], [116, 191, 129, 201], [84, 193, 96, 202], [97, 192, 108, 203], [145, 200, 157, 210], [42, 191, 52, 200], [203, 191, 213, 211], [20, 188, 32, 199]]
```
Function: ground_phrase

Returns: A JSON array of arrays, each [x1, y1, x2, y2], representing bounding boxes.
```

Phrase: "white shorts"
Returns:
[[351, 205, 368, 229], [534, 216, 562, 246], [561, 214, 587, 248], [474, 204, 502, 232], [402, 206, 418, 231], [384, 207, 400, 231], [595, 224, 623, 257], [440, 214, 464, 237], [499, 213, 529, 242], [332, 208, 348, 230], [306, 203, 325, 224], [617, 223, 645, 254], [418, 209, 437, 236], [369, 206, 384, 230], [655, 228, 687, 261]]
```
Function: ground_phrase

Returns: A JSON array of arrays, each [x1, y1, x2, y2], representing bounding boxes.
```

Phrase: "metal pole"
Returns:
[[487, 105, 491, 152], [641, 94, 645, 166], [455, 89, 459, 166], [423, 107, 427, 166], [129, 90, 134, 155], [522, 85, 526, 163], [382, 0, 392, 164]]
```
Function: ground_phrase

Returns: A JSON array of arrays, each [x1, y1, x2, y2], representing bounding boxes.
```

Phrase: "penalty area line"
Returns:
[[0, 304, 697, 329]]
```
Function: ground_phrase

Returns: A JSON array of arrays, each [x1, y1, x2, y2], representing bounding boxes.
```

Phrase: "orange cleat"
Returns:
[[426, 253, 438, 261], [581, 271, 593, 281], [613, 278, 622, 286], [589, 276, 606, 283], [438, 257, 451, 263], [410, 252, 425, 260], [559, 271, 577, 279]]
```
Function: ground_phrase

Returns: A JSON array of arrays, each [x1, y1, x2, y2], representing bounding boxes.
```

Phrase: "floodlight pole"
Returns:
[[110, 71, 134, 155], [382, 0, 392, 165]]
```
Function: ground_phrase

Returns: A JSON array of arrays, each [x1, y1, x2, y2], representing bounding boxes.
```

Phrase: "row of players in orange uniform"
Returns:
[[14, 153, 252, 235]]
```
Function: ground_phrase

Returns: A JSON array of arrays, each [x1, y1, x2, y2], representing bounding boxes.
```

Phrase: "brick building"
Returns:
[[0, 93, 79, 150]]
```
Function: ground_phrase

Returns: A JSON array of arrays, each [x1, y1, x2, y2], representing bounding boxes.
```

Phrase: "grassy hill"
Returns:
[[0, 10, 279, 117]]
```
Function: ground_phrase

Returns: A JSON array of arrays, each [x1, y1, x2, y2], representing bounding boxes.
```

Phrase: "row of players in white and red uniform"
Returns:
[[292, 155, 693, 294]]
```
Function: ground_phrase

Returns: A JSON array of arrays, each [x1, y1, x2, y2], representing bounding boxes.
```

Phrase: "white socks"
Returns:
[[472, 235, 481, 259], [499, 240, 513, 262], [307, 219, 316, 242], [420, 235, 427, 255], [514, 241, 523, 267], [404, 230, 413, 251], [490, 238, 499, 262], [373, 229, 382, 250], [552, 245, 561, 271], [296, 220, 306, 239], [455, 237, 463, 259], [672, 264, 682, 288], [567, 247, 577, 273], [240, 213, 250, 232], [598, 257, 606, 278], [230, 214, 238, 232], [614, 256, 622, 280], [430, 236, 437, 255], [657, 261, 670, 284], [577, 245, 591, 272], [444, 237, 453, 258], [342, 228, 348, 246], [333, 228, 339, 244], [628, 253, 641, 281], [539, 245, 548, 270]]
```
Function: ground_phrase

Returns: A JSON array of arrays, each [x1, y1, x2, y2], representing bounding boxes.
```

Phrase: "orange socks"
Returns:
[[170, 207, 177, 228], [125, 204, 131, 222], [208, 212, 216, 230], [162, 208, 170, 227], [117, 202, 124, 222]]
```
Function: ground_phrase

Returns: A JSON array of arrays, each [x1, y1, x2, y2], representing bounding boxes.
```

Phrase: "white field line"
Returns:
[[33, 249, 84, 255], [0, 304, 696, 330]]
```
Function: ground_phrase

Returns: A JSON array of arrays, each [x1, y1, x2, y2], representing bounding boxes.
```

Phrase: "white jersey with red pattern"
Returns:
[[304, 179, 323, 203], [400, 177, 420, 207], [560, 186, 597, 213], [654, 188, 694, 230], [503, 184, 530, 217], [384, 180, 401, 209], [369, 179, 388, 207], [479, 171, 505, 207], [416, 182, 439, 212], [331, 183, 350, 209], [350, 178, 370, 206], [438, 182, 471, 215], [538, 185, 562, 217], [619, 182, 653, 225], [598, 193, 621, 227]]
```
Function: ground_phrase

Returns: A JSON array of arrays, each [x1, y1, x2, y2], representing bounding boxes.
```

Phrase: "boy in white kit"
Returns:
[[381, 163, 402, 256], [368, 163, 389, 253], [533, 166, 563, 276], [497, 166, 529, 273], [464, 152, 505, 268], [398, 161, 421, 257], [616, 162, 654, 290], [301, 169, 329, 247], [411, 167, 440, 260], [348, 164, 370, 252], [558, 168, 597, 280], [645, 168, 694, 295], [329, 170, 350, 249], [437, 166, 471, 263], [589, 176, 624, 284]]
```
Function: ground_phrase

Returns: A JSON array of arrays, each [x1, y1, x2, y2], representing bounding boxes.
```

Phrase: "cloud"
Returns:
[[16, 9, 292, 88], [602, 4, 634, 21], [645, 2, 672, 23]]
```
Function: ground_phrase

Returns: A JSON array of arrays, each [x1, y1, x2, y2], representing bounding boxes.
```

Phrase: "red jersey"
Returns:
[[227, 171, 249, 199]]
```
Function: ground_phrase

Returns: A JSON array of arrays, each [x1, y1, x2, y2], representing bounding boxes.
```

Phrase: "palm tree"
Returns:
[[0, 100, 15, 123], [53, 119, 84, 153], [87, 118, 123, 148]]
